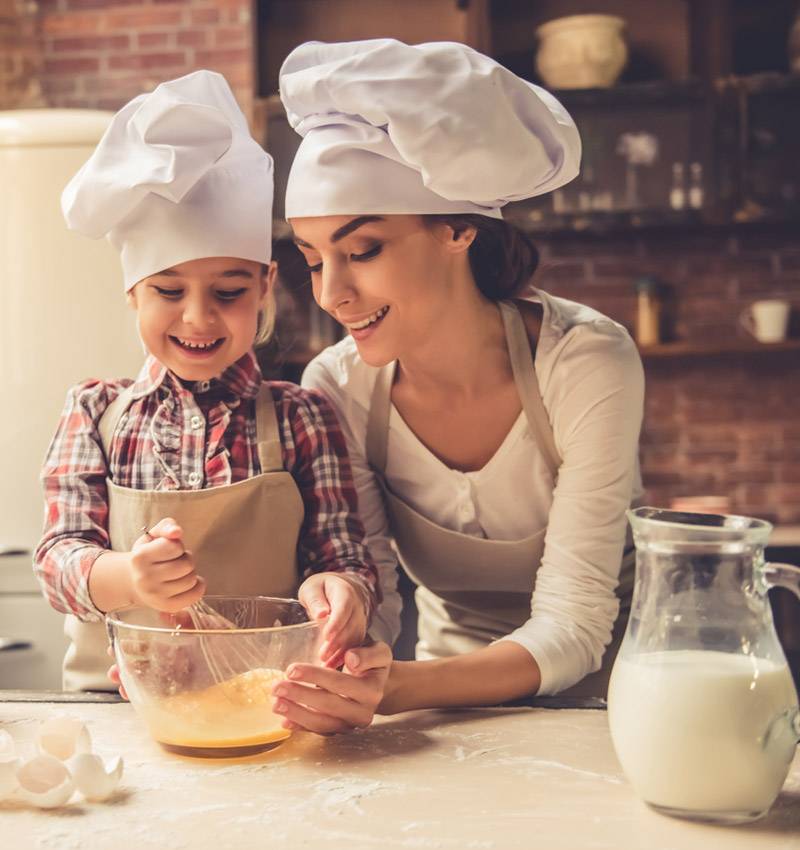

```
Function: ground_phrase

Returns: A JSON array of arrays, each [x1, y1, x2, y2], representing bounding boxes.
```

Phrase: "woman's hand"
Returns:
[[271, 642, 392, 734], [298, 573, 370, 667], [130, 518, 206, 612]]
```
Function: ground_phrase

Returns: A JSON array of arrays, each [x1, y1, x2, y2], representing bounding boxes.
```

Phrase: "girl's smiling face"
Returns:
[[290, 214, 474, 367], [128, 257, 272, 381]]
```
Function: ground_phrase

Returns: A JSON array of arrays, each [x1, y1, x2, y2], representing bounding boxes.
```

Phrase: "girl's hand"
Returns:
[[298, 573, 370, 667], [130, 518, 206, 613], [272, 642, 392, 735], [106, 651, 128, 701]]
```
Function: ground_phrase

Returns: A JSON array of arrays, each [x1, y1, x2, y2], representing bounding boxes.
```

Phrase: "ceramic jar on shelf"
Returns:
[[535, 14, 628, 90]]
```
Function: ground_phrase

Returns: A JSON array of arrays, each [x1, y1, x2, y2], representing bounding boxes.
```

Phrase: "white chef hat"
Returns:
[[62, 70, 273, 291], [280, 39, 581, 220]]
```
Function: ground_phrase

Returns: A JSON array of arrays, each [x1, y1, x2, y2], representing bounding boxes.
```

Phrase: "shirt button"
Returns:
[[188, 471, 201, 486], [190, 415, 203, 430], [196, 381, 210, 393]]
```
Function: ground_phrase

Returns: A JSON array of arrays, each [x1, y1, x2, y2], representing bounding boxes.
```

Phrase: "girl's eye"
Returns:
[[155, 286, 183, 298], [306, 261, 322, 274], [351, 245, 382, 263], [215, 288, 247, 301]]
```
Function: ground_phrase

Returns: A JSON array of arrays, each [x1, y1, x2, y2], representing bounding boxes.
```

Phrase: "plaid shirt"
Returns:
[[35, 350, 379, 622]]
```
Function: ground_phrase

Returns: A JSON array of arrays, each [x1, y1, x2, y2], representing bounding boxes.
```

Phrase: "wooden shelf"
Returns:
[[505, 207, 709, 237], [548, 78, 709, 108], [638, 338, 800, 359]]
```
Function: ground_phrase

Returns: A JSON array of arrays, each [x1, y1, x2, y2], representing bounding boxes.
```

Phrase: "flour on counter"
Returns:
[[453, 745, 509, 762], [310, 776, 397, 815], [497, 755, 623, 785]]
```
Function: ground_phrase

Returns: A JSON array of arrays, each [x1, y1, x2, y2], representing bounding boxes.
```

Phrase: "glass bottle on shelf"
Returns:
[[634, 276, 662, 347], [688, 162, 704, 209], [669, 163, 685, 211], [578, 165, 595, 212]]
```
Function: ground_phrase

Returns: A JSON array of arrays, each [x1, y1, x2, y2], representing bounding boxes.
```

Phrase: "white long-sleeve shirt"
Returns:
[[302, 290, 645, 694]]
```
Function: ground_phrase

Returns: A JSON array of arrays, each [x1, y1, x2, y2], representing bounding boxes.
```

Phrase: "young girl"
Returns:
[[34, 70, 378, 693]]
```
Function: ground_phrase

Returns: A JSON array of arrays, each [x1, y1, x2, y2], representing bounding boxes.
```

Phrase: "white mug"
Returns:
[[740, 299, 791, 343]]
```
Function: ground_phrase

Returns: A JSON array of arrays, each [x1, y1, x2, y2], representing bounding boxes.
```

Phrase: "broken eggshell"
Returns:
[[68, 753, 123, 802], [0, 729, 16, 762], [0, 758, 20, 799], [36, 717, 91, 761], [0, 730, 19, 799], [16, 755, 75, 808]]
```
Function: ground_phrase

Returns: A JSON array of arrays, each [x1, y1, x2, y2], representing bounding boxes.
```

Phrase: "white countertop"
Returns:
[[2, 701, 799, 850], [770, 526, 800, 548]]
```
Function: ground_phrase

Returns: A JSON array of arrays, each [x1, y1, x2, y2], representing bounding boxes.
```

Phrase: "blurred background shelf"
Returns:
[[639, 338, 800, 359]]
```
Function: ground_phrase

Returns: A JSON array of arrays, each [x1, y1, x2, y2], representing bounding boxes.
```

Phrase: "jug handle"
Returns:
[[762, 562, 800, 746], [762, 562, 800, 600]]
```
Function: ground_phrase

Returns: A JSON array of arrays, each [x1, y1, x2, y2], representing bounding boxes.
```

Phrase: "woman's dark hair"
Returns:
[[425, 214, 539, 301]]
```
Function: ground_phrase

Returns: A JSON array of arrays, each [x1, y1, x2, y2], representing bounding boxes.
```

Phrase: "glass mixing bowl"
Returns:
[[106, 596, 321, 758]]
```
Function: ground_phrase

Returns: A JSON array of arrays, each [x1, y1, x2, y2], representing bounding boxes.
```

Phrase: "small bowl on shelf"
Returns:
[[107, 596, 321, 758]]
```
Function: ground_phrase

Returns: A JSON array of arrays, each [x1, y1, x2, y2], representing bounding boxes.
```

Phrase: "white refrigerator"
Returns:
[[0, 109, 143, 688]]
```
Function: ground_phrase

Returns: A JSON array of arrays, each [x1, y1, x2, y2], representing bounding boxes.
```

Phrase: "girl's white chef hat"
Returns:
[[280, 39, 581, 220], [61, 70, 273, 291]]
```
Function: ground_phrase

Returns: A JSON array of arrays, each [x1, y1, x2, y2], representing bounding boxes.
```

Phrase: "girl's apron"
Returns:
[[62, 383, 305, 691], [365, 301, 634, 698]]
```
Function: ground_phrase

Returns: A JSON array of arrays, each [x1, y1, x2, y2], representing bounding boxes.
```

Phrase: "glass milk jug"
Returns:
[[608, 508, 800, 824]]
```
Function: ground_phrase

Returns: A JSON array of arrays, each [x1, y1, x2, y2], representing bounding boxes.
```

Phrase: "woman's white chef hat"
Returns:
[[62, 70, 273, 291], [280, 39, 581, 220]]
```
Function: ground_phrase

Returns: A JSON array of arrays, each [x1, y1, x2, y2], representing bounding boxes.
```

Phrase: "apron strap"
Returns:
[[255, 382, 284, 473], [97, 385, 135, 465], [499, 301, 562, 479], [365, 361, 396, 475]]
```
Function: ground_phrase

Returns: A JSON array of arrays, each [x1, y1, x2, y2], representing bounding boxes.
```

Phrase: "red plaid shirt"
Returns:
[[35, 350, 379, 621]]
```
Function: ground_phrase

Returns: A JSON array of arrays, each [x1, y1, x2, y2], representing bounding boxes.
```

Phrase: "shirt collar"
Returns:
[[129, 350, 263, 402]]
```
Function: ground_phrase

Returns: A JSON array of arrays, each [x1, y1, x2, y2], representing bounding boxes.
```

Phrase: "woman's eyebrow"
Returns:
[[293, 215, 386, 249], [218, 269, 254, 279]]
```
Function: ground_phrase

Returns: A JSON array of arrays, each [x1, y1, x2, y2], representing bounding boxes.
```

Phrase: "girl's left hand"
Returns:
[[298, 573, 370, 667], [272, 642, 393, 734]]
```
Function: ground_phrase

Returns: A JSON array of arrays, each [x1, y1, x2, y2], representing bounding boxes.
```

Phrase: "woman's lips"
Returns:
[[346, 307, 390, 341]]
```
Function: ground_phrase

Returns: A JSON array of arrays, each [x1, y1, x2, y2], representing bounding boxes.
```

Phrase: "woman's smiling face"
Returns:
[[290, 214, 470, 367]]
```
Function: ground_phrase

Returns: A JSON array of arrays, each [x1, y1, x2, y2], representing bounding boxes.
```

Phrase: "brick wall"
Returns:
[[36, 0, 255, 120], [535, 225, 800, 524], [0, 0, 45, 108], [4, 0, 797, 526]]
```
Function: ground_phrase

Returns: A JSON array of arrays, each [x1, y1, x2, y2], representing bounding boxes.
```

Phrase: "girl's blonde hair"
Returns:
[[254, 263, 277, 346]]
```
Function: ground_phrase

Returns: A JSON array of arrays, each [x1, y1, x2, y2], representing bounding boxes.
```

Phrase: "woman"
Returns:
[[269, 39, 644, 735]]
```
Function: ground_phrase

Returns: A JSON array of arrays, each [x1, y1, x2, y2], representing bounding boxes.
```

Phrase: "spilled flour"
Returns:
[[309, 775, 397, 815], [497, 755, 623, 785]]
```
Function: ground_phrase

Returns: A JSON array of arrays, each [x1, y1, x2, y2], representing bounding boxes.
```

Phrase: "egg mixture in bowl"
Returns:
[[107, 597, 321, 758]]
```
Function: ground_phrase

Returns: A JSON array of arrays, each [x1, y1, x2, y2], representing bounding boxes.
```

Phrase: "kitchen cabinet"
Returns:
[[257, 0, 800, 235], [0, 551, 69, 690]]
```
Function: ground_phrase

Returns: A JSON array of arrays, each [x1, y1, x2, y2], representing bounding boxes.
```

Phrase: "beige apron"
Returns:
[[63, 383, 305, 691], [366, 301, 634, 698]]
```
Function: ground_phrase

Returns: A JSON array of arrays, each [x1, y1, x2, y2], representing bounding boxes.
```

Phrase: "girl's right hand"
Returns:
[[129, 518, 206, 613]]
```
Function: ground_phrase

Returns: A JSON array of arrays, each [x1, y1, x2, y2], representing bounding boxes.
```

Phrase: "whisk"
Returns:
[[139, 526, 267, 684], [185, 598, 269, 684]]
